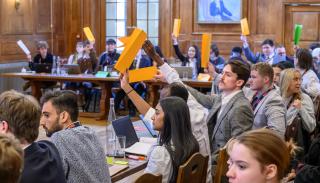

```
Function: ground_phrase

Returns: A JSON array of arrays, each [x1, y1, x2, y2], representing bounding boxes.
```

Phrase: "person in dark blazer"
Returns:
[[99, 39, 120, 68], [27, 41, 53, 71], [0, 90, 66, 183]]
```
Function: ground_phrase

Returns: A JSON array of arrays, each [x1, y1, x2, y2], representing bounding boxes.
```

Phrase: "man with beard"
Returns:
[[40, 90, 111, 183], [0, 90, 66, 183]]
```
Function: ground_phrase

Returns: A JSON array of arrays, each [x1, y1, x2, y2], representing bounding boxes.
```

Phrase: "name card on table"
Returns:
[[128, 66, 157, 83], [114, 29, 147, 74], [201, 33, 212, 68], [197, 73, 211, 81], [17, 40, 31, 55], [83, 27, 95, 42], [173, 19, 181, 37], [294, 24, 303, 45], [240, 18, 250, 36], [95, 71, 109, 78]]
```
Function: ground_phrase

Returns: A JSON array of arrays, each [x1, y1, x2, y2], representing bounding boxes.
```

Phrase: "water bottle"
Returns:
[[106, 98, 117, 156], [51, 56, 57, 74], [56, 56, 61, 75]]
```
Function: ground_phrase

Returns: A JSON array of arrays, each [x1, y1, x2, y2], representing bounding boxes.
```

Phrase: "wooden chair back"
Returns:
[[176, 152, 209, 183], [134, 173, 162, 183], [214, 148, 229, 183]]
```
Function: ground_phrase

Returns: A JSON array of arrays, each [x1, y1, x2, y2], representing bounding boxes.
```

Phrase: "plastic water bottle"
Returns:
[[56, 56, 61, 75], [106, 98, 117, 156], [51, 56, 57, 74]]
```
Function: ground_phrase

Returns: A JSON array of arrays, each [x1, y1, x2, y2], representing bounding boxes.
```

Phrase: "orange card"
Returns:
[[240, 18, 250, 36], [201, 33, 212, 68], [83, 27, 95, 42], [128, 66, 157, 83], [114, 29, 147, 73], [173, 19, 181, 37]]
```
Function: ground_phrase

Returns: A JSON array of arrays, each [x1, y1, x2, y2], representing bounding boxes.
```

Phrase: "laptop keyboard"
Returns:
[[133, 120, 153, 139]]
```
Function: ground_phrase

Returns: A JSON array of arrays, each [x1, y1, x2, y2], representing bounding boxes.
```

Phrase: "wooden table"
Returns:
[[109, 159, 147, 182], [0, 72, 212, 120]]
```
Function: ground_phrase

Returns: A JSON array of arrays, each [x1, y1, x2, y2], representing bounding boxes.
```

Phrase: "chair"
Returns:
[[213, 148, 229, 183], [176, 152, 209, 183], [134, 173, 162, 183]]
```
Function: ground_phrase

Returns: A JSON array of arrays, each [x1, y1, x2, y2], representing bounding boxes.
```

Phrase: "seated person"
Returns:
[[226, 129, 293, 183], [295, 48, 320, 98], [0, 90, 66, 183], [0, 134, 23, 183], [40, 90, 111, 183], [245, 63, 286, 137], [172, 34, 202, 79], [312, 48, 320, 79], [229, 46, 245, 63], [27, 41, 53, 71], [209, 43, 225, 73], [272, 61, 294, 87], [120, 74, 212, 182], [241, 36, 285, 65], [276, 44, 294, 64], [79, 40, 98, 73], [67, 41, 84, 64], [114, 49, 152, 116], [99, 38, 120, 68]]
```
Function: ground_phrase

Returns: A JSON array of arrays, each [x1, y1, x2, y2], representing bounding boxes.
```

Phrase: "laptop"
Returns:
[[172, 66, 193, 79], [62, 64, 81, 74], [112, 116, 157, 148], [33, 63, 52, 73]]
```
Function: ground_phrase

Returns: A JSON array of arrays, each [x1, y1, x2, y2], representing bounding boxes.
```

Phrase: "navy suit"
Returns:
[[21, 141, 66, 183]]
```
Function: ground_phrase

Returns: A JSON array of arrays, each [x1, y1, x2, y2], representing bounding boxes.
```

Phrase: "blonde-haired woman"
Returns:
[[226, 129, 292, 183]]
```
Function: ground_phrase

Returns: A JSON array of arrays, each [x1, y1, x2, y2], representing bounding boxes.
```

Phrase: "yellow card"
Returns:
[[114, 29, 147, 73], [128, 66, 157, 83], [173, 19, 181, 37], [197, 73, 211, 81], [201, 33, 212, 68], [240, 18, 250, 36], [83, 27, 95, 42]]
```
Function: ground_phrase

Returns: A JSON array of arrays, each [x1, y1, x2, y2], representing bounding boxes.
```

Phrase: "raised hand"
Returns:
[[142, 40, 164, 66]]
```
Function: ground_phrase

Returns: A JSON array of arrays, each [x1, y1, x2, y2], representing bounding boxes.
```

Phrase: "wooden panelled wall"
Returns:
[[1, 0, 320, 63]]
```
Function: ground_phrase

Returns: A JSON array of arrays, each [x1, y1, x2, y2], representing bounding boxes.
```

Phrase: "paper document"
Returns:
[[125, 142, 153, 156], [108, 164, 129, 176], [17, 40, 31, 55]]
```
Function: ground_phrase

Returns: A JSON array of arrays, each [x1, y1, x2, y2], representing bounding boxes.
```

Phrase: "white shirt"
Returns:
[[298, 68, 320, 97], [186, 58, 197, 79], [267, 52, 275, 65], [218, 90, 242, 118], [144, 146, 172, 183]]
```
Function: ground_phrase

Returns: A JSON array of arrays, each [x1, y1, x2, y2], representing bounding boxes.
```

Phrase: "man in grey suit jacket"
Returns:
[[246, 62, 286, 137], [185, 60, 253, 154]]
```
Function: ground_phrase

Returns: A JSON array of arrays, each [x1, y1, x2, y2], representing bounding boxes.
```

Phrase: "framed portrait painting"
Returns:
[[197, 0, 242, 24]]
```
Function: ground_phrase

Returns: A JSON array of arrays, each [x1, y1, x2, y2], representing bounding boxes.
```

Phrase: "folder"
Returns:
[[17, 40, 30, 55], [83, 27, 95, 42], [114, 29, 147, 73], [240, 18, 250, 36], [294, 24, 303, 45], [173, 19, 181, 37], [201, 33, 212, 68], [128, 66, 157, 83]]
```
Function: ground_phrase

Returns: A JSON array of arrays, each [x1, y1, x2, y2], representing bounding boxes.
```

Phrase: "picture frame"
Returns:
[[197, 0, 242, 24]]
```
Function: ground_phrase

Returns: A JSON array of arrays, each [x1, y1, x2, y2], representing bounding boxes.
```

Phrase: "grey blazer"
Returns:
[[186, 86, 253, 152], [244, 88, 287, 137]]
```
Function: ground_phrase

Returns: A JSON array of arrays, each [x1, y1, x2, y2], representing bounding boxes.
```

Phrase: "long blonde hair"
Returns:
[[279, 68, 301, 100]]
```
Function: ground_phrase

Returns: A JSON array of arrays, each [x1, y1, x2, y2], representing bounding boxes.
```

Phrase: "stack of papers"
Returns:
[[125, 137, 157, 156]]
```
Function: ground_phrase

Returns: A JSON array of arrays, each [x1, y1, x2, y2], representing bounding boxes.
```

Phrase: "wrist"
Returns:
[[123, 84, 132, 93]]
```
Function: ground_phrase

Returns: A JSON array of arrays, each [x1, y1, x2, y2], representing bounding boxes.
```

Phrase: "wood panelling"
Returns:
[[2, 0, 320, 63]]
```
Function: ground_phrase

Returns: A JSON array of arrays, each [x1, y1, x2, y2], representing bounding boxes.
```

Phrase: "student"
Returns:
[[209, 43, 225, 73], [279, 69, 316, 151], [295, 48, 320, 98], [272, 61, 294, 87], [229, 46, 245, 63], [0, 134, 23, 183], [99, 38, 120, 68], [78, 40, 98, 73], [246, 62, 286, 137], [120, 73, 212, 182], [144, 96, 199, 183], [226, 129, 292, 183], [172, 34, 201, 79], [40, 90, 111, 183], [0, 90, 66, 183], [27, 41, 54, 71], [68, 41, 84, 64], [142, 40, 253, 164]]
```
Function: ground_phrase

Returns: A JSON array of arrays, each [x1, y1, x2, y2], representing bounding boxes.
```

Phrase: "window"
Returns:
[[136, 0, 159, 45], [106, 0, 127, 46]]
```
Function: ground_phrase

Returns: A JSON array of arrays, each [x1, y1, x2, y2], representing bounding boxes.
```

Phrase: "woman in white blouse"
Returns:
[[144, 96, 199, 183], [279, 68, 316, 150]]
